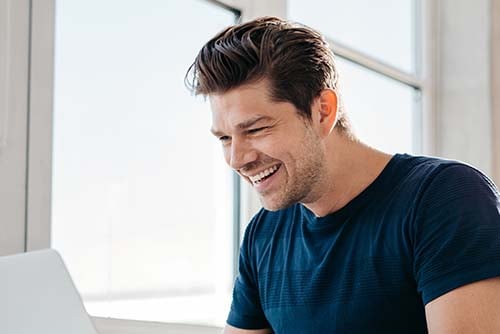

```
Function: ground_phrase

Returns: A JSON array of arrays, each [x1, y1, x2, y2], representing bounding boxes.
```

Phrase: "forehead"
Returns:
[[209, 80, 293, 130], [210, 81, 271, 115]]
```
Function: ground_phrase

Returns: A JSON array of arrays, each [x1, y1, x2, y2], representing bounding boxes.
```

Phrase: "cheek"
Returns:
[[251, 145, 275, 163], [253, 136, 280, 156]]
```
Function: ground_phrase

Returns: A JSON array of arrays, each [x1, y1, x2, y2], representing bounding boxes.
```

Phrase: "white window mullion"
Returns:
[[327, 38, 422, 88]]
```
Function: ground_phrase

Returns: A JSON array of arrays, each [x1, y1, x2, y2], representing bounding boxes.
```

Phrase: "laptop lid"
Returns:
[[0, 249, 99, 334]]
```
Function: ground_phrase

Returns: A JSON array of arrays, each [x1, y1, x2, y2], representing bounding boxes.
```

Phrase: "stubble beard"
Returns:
[[260, 128, 327, 211]]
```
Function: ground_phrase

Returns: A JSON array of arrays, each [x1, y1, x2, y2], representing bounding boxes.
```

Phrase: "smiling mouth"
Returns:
[[249, 164, 281, 185]]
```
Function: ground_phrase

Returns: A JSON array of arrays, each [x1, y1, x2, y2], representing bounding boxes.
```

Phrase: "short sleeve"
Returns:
[[227, 219, 271, 330], [413, 164, 500, 305]]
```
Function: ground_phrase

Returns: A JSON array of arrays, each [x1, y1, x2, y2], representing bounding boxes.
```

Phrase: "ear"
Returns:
[[315, 89, 338, 137]]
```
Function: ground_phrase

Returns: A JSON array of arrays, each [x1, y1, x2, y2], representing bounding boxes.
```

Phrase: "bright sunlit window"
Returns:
[[288, 0, 421, 154], [288, 0, 416, 73], [336, 58, 419, 154], [51, 0, 237, 326]]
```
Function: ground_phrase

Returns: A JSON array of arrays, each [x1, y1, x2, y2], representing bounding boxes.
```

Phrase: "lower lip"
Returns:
[[252, 165, 281, 192]]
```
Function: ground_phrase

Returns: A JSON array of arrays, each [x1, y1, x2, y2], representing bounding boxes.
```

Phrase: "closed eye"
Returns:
[[247, 127, 269, 134]]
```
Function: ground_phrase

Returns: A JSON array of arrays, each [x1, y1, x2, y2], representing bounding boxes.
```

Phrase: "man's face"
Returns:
[[209, 80, 328, 211]]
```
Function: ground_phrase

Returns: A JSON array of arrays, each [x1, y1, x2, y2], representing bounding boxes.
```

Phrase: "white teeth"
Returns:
[[249, 165, 280, 184]]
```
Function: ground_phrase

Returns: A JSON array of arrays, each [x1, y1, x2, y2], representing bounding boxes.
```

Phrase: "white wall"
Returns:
[[492, 0, 500, 183], [436, 0, 495, 178]]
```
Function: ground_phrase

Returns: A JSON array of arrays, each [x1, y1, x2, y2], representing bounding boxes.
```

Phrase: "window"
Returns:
[[288, 0, 422, 154], [336, 58, 420, 154], [51, 0, 238, 327]]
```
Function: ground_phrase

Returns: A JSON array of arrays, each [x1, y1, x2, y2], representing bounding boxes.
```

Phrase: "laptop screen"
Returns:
[[0, 249, 99, 334]]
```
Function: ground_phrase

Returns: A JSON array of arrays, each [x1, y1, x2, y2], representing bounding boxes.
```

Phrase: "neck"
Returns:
[[302, 131, 393, 217]]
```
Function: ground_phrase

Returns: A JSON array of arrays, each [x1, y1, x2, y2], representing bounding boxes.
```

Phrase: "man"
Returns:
[[185, 16, 500, 333]]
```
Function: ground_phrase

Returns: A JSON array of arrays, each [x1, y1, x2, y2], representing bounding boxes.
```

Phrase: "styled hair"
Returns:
[[185, 16, 350, 132]]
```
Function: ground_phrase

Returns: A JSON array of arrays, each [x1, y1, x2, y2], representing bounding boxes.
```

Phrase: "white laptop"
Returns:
[[0, 249, 99, 334]]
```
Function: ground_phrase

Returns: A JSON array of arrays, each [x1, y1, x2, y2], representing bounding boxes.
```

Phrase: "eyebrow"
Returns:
[[210, 115, 274, 137]]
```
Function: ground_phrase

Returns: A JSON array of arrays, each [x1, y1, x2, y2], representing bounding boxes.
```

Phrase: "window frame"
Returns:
[[25, 0, 433, 332]]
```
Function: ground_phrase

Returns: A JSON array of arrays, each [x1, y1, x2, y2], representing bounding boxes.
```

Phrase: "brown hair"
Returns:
[[185, 16, 350, 132]]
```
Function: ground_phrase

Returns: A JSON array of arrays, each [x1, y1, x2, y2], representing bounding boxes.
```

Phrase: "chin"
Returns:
[[260, 197, 295, 212]]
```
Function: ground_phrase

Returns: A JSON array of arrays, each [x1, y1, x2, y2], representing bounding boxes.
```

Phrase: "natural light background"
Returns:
[[288, 0, 416, 73], [52, 0, 236, 326], [289, 0, 419, 154], [336, 58, 419, 154]]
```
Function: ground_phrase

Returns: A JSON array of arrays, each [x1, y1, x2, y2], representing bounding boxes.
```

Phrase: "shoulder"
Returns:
[[395, 154, 498, 202], [397, 154, 480, 181], [397, 155, 500, 233], [411, 157, 498, 213]]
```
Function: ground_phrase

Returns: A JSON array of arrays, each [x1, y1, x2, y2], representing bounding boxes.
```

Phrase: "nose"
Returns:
[[226, 137, 258, 171]]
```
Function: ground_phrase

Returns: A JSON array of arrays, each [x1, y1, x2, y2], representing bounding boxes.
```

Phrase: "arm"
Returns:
[[223, 324, 272, 334], [425, 277, 500, 333]]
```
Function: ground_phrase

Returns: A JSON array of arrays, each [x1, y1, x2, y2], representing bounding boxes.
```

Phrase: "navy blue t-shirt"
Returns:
[[227, 154, 500, 333]]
